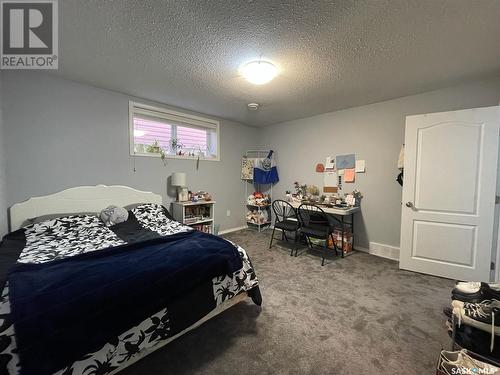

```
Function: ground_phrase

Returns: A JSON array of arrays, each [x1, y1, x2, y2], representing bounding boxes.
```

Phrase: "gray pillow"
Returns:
[[100, 206, 129, 227]]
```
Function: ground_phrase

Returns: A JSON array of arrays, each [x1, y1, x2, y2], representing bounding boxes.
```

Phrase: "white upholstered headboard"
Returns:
[[9, 185, 163, 231]]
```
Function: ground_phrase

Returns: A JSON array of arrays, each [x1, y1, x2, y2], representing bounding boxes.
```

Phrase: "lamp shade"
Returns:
[[171, 172, 187, 187]]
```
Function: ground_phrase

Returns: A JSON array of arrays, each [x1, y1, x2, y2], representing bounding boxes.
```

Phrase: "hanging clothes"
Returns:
[[396, 144, 404, 186], [397, 144, 405, 170]]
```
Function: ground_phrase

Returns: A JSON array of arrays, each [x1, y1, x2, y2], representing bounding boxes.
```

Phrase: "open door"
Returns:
[[400, 106, 499, 281]]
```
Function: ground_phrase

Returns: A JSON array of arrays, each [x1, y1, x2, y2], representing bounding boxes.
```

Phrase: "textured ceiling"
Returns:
[[54, 0, 500, 127]]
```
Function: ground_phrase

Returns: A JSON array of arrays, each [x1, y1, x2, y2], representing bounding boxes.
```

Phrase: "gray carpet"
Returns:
[[121, 229, 454, 375]]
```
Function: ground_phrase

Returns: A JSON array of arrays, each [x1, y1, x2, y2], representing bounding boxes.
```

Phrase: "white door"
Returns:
[[400, 106, 500, 281]]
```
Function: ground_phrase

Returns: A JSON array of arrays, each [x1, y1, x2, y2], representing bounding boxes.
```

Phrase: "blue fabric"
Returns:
[[8, 230, 242, 375], [253, 166, 279, 184]]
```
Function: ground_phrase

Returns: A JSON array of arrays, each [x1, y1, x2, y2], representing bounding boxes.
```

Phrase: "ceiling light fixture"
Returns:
[[247, 103, 260, 110], [241, 60, 278, 85]]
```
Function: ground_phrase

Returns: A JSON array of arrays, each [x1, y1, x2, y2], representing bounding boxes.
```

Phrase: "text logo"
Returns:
[[1, 0, 58, 69]]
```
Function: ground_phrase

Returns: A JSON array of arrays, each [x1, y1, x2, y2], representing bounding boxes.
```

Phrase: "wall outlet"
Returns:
[[226, 210, 231, 217]]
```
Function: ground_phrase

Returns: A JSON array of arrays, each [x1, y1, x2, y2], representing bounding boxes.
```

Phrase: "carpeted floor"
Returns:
[[121, 229, 454, 375]]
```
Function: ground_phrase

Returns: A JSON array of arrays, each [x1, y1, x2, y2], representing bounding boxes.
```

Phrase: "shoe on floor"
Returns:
[[453, 282, 500, 303], [443, 306, 453, 318], [452, 300, 500, 351], [452, 299, 500, 310], [450, 322, 500, 359], [454, 282, 483, 294], [439, 349, 500, 374], [440, 349, 499, 371]]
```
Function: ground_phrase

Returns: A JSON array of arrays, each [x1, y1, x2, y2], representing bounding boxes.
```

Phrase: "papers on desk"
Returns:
[[345, 194, 356, 206]]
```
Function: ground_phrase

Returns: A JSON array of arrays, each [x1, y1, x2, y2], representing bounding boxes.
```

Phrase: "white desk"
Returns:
[[289, 201, 360, 257], [289, 202, 359, 216]]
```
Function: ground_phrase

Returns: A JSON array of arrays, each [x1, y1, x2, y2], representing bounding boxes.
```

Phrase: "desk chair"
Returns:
[[269, 200, 300, 256], [297, 204, 338, 266]]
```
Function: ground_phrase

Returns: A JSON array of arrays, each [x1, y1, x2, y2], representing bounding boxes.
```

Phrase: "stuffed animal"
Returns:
[[100, 205, 128, 227]]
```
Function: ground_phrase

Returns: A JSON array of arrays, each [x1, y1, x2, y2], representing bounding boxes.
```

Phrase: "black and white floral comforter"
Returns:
[[0, 204, 259, 375]]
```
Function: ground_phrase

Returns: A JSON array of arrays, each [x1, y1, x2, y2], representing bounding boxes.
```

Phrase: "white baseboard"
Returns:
[[218, 225, 248, 235], [357, 242, 400, 261]]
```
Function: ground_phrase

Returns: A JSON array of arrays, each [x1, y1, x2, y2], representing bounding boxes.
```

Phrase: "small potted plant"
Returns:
[[145, 140, 167, 165]]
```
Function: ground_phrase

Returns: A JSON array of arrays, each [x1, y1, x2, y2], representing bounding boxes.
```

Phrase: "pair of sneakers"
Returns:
[[437, 349, 499, 374], [453, 282, 500, 303], [451, 285, 500, 352], [446, 320, 500, 359]]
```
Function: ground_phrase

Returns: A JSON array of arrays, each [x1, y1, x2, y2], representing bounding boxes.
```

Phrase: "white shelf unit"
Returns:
[[243, 150, 274, 233], [172, 201, 215, 234]]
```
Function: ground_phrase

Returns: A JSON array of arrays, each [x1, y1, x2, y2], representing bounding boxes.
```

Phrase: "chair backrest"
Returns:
[[272, 200, 297, 223], [297, 204, 329, 227]]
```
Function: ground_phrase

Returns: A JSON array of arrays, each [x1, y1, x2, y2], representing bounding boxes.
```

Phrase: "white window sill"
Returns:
[[131, 152, 220, 162]]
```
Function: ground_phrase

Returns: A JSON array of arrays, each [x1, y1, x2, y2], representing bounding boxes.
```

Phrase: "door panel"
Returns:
[[400, 106, 499, 281], [415, 122, 481, 214], [412, 221, 475, 266]]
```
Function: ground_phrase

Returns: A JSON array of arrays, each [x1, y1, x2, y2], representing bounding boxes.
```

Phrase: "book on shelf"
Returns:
[[184, 216, 211, 224], [191, 224, 212, 234]]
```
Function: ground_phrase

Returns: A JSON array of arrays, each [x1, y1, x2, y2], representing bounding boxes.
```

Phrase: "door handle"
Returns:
[[405, 202, 414, 208]]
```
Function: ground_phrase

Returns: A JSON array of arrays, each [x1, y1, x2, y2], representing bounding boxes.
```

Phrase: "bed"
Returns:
[[0, 185, 261, 375]]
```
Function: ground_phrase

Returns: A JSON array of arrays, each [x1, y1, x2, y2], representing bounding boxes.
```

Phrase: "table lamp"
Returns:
[[171, 172, 187, 201]]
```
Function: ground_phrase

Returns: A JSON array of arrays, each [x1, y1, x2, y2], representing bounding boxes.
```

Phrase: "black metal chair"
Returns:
[[269, 200, 300, 256], [297, 204, 338, 266]]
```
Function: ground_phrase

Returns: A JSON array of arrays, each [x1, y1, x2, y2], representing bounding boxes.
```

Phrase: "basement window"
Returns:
[[129, 101, 220, 161]]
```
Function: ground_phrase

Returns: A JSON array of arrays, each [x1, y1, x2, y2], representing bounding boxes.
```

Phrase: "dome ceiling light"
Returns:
[[240, 60, 278, 85]]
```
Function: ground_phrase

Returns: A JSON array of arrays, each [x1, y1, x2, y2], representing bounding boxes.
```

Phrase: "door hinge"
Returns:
[[496, 196, 500, 204], [491, 262, 496, 271]]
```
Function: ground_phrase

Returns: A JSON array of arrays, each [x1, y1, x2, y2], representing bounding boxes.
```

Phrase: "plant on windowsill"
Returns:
[[145, 140, 168, 166]]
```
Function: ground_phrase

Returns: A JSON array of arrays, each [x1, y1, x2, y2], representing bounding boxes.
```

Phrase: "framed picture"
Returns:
[[241, 157, 255, 180], [179, 187, 189, 202]]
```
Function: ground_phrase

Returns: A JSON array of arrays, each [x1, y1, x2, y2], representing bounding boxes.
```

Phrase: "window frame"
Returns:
[[129, 101, 221, 162]]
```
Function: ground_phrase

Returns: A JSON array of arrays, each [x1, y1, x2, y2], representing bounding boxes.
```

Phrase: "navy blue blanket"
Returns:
[[8, 230, 242, 375]]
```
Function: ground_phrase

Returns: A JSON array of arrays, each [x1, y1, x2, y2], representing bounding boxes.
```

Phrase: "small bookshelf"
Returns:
[[172, 201, 215, 234]]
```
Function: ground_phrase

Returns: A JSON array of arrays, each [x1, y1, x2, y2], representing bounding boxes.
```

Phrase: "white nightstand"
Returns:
[[172, 201, 216, 234]]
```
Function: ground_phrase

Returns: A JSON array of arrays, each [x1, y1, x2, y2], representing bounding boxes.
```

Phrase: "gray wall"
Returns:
[[2, 72, 500, 244], [259, 77, 500, 249], [2, 72, 258, 232], [0, 74, 6, 237]]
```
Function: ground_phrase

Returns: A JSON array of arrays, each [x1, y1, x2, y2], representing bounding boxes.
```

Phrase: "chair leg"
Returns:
[[330, 234, 339, 256], [306, 236, 312, 248], [291, 230, 297, 256], [322, 240, 330, 266], [269, 227, 276, 249]]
